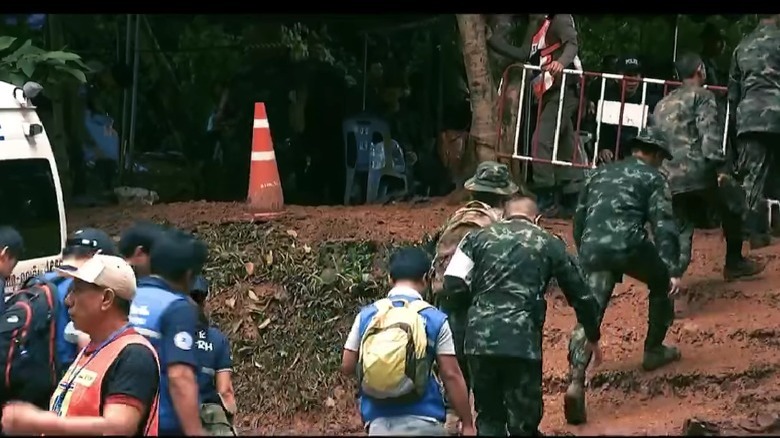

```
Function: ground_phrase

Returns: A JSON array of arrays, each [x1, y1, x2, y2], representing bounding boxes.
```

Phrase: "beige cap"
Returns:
[[56, 254, 137, 301]]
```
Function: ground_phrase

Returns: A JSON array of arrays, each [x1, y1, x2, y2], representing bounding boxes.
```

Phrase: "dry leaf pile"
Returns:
[[194, 221, 436, 419]]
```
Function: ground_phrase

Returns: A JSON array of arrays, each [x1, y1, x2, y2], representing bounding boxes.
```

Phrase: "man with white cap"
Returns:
[[1, 254, 161, 436]]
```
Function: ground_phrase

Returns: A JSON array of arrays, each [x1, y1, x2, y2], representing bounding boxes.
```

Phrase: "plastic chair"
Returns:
[[342, 114, 391, 205], [366, 139, 408, 203]]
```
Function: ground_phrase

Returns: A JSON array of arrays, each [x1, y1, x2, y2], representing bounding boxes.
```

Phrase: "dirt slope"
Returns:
[[69, 201, 780, 436]]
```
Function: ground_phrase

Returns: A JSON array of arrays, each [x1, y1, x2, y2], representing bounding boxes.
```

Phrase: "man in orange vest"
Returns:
[[1, 254, 161, 436]]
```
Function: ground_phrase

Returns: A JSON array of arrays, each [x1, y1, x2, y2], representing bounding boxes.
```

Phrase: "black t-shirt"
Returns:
[[96, 343, 160, 435]]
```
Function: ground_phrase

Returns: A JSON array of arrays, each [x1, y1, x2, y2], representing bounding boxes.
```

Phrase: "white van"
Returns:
[[0, 80, 67, 293]]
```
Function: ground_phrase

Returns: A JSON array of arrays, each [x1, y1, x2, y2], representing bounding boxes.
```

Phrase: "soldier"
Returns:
[[700, 23, 726, 87], [652, 52, 764, 281], [489, 14, 584, 217], [729, 14, 780, 249], [566, 128, 681, 425], [429, 161, 516, 435], [442, 194, 602, 436]]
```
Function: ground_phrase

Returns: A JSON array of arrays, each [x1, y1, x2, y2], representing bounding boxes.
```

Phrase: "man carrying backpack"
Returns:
[[36, 228, 118, 375], [0, 226, 24, 308], [130, 230, 206, 436], [1, 254, 160, 436], [429, 161, 519, 435], [342, 247, 474, 436]]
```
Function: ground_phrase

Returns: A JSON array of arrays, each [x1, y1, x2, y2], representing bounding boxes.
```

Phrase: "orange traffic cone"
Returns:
[[246, 102, 284, 215]]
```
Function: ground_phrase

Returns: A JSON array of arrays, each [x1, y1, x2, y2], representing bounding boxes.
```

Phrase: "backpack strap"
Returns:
[[407, 300, 432, 314], [21, 272, 69, 290], [373, 298, 395, 314]]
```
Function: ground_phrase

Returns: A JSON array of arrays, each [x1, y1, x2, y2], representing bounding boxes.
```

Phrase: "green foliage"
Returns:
[[0, 35, 90, 89], [197, 221, 432, 416]]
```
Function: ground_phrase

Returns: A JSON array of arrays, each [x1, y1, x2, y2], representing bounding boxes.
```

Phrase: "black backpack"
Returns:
[[0, 279, 60, 408]]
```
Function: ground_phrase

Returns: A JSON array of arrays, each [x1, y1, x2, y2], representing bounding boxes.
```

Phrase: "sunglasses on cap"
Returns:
[[66, 238, 100, 249]]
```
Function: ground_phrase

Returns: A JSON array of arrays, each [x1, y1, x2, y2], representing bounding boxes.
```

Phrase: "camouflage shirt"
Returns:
[[441, 217, 601, 360], [728, 22, 780, 135], [652, 84, 725, 194], [573, 157, 681, 277]]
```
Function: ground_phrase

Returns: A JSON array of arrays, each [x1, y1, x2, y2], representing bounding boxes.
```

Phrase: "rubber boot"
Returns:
[[642, 345, 681, 371], [747, 207, 772, 250], [564, 367, 587, 425], [724, 257, 765, 281]]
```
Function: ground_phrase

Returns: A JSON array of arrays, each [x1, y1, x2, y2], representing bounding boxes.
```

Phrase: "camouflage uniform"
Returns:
[[652, 83, 760, 280], [431, 161, 513, 435], [728, 20, 780, 246], [442, 207, 601, 435], [567, 128, 681, 424]]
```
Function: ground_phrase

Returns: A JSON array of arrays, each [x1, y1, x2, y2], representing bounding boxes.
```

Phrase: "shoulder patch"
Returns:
[[173, 331, 193, 351]]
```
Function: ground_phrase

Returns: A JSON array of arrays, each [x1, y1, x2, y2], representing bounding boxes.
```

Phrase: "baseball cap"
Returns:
[[618, 56, 642, 74], [66, 228, 117, 256], [56, 254, 137, 301]]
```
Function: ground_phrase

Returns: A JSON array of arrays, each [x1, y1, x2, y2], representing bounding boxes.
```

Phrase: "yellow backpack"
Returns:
[[358, 298, 433, 402]]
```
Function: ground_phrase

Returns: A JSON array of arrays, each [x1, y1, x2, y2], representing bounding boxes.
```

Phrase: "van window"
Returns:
[[0, 158, 61, 259]]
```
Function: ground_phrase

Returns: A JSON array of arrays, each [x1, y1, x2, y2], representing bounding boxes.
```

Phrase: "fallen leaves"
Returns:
[[258, 318, 272, 330], [197, 221, 418, 417]]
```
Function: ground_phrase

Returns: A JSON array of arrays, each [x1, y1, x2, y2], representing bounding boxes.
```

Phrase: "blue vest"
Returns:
[[40, 269, 77, 374], [357, 295, 447, 423], [195, 325, 228, 404], [131, 276, 189, 433]]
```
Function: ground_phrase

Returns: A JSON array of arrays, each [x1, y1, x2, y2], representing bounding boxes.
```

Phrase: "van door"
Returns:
[[0, 158, 64, 290]]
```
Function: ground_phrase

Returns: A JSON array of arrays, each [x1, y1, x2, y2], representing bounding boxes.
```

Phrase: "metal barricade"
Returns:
[[496, 63, 780, 229], [496, 63, 732, 169]]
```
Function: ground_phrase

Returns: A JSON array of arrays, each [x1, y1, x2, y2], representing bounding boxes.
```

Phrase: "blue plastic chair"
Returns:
[[366, 139, 408, 203], [342, 114, 387, 204]]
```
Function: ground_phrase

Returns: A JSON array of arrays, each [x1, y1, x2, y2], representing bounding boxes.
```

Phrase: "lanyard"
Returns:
[[51, 323, 131, 415]]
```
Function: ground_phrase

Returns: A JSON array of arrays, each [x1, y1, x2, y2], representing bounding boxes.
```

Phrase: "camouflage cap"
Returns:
[[630, 127, 673, 160], [464, 161, 519, 195]]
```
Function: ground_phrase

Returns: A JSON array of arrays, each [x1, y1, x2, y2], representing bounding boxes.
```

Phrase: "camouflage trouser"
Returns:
[[672, 184, 745, 275], [200, 403, 237, 436], [532, 88, 582, 195], [569, 242, 674, 373], [467, 355, 543, 436], [736, 132, 780, 236]]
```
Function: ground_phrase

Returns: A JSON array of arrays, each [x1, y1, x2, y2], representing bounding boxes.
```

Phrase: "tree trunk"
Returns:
[[45, 14, 73, 199], [456, 14, 497, 166]]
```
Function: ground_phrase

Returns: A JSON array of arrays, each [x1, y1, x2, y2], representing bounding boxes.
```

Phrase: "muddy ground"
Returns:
[[69, 199, 780, 436]]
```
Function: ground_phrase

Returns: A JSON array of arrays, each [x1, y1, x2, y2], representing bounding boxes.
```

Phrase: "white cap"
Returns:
[[56, 254, 137, 301]]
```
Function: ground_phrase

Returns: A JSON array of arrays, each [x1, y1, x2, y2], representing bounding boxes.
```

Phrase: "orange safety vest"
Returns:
[[49, 329, 160, 436]]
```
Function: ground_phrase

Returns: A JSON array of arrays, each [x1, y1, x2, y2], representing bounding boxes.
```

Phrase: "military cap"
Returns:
[[629, 127, 673, 160], [464, 161, 519, 195]]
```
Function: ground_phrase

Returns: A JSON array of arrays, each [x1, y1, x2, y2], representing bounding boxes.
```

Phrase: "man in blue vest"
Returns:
[[118, 221, 166, 279], [38, 228, 117, 375], [191, 276, 237, 436], [341, 246, 475, 436], [130, 230, 205, 436]]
